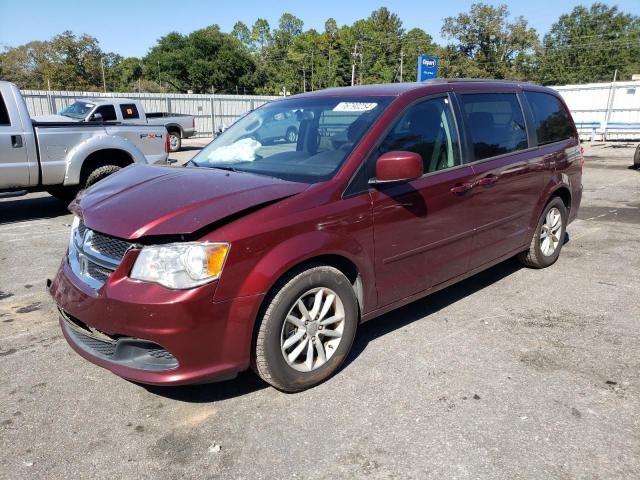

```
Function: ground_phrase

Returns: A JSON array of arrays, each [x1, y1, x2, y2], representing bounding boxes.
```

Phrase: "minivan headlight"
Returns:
[[130, 242, 230, 289]]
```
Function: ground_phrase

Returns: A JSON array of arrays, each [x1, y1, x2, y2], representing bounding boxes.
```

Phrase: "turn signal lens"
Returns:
[[207, 244, 229, 277]]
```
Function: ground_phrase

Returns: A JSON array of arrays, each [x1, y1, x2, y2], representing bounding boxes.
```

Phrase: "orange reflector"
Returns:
[[207, 245, 229, 277]]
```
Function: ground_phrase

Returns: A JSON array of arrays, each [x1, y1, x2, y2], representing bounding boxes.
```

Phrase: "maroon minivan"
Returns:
[[50, 80, 583, 392]]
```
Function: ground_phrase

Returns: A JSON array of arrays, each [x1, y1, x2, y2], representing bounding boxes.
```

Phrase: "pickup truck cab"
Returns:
[[50, 80, 583, 392], [0, 81, 170, 201], [34, 97, 197, 152]]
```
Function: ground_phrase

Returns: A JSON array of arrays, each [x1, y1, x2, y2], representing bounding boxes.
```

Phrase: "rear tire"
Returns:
[[84, 164, 122, 188], [253, 266, 359, 392], [518, 197, 567, 269], [169, 131, 181, 152]]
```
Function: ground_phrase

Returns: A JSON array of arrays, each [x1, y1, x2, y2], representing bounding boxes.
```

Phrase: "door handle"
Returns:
[[11, 135, 23, 148], [450, 182, 474, 194], [477, 175, 499, 187]]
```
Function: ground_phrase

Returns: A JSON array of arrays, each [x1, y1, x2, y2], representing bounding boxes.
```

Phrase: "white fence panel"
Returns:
[[552, 81, 640, 141], [20, 89, 279, 137]]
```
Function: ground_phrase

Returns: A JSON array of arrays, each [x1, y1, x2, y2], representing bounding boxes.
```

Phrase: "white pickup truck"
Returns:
[[0, 81, 169, 202], [34, 98, 196, 152]]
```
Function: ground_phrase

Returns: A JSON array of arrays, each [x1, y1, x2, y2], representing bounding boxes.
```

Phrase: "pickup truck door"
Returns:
[[0, 89, 31, 188]]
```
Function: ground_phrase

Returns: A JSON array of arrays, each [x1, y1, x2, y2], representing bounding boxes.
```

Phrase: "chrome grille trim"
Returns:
[[69, 219, 136, 289]]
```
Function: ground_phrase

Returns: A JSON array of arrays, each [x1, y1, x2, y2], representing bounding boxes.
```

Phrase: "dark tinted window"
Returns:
[[378, 96, 460, 173], [525, 91, 574, 145], [459, 93, 528, 161], [94, 105, 117, 121], [0, 93, 10, 125], [120, 103, 139, 119]]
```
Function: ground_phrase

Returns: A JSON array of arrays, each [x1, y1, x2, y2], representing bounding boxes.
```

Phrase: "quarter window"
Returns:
[[524, 91, 574, 145], [378, 97, 460, 174], [120, 104, 140, 119], [459, 93, 528, 161], [0, 93, 10, 125]]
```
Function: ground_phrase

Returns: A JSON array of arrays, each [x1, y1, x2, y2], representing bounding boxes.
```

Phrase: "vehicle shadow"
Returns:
[[141, 371, 267, 403], [342, 257, 523, 370], [144, 257, 523, 403], [0, 195, 70, 225], [175, 146, 203, 152]]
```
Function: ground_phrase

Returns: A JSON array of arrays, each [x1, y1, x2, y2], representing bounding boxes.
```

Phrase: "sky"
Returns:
[[1, 0, 639, 57]]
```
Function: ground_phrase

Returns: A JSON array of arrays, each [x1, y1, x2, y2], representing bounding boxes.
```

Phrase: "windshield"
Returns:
[[60, 101, 95, 120], [190, 96, 392, 183]]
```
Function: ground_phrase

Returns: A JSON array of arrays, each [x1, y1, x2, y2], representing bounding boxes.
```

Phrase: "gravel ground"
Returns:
[[0, 140, 639, 480]]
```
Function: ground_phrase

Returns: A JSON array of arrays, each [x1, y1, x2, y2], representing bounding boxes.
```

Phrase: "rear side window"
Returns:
[[459, 93, 528, 161], [94, 105, 117, 121], [0, 93, 10, 125], [120, 104, 139, 119], [524, 91, 574, 145], [378, 96, 461, 174]]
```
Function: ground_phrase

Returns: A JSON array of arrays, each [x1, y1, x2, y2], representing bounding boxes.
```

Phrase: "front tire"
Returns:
[[253, 266, 359, 392], [46, 185, 79, 203], [518, 197, 567, 268], [633, 144, 640, 169]]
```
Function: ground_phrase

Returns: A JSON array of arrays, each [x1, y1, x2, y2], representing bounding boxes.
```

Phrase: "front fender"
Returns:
[[64, 135, 147, 186], [216, 230, 377, 313]]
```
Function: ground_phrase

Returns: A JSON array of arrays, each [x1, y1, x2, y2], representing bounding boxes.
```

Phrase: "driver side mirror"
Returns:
[[369, 151, 423, 185], [89, 112, 103, 122]]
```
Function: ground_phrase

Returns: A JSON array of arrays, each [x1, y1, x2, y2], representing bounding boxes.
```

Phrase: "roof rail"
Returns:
[[423, 78, 538, 85]]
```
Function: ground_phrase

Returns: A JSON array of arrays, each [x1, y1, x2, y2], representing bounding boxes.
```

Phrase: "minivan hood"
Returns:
[[76, 165, 309, 240]]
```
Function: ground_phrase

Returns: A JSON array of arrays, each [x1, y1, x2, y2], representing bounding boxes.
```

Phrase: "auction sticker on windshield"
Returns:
[[332, 102, 378, 112]]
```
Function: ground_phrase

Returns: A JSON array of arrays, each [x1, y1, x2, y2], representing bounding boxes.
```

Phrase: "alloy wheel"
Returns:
[[280, 287, 345, 372], [540, 207, 562, 256]]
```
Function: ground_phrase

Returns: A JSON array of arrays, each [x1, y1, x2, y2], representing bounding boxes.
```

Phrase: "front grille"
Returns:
[[70, 220, 135, 288], [86, 262, 111, 283], [68, 327, 117, 356], [148, 348, 177, 361], [90, 232, 131, 262]]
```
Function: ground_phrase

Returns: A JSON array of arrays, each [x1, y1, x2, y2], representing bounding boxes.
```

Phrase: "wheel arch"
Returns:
[[529, 179, 573, 230], [165, 123, 183, 137], [63, 136, 145, 186]]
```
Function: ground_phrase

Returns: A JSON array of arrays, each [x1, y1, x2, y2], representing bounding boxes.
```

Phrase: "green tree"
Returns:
[[440, 3, 539, 80], [144, 26, 258, 93], [538, 3, 640, 84], [251, 18, 272, 51], [232, 21, 252, 48]]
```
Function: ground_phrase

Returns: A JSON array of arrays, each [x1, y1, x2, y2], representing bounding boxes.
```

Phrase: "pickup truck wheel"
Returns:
[[252, 266, 359, 392], [518, 197, 567, 269], [633, 144, 640, 169], [169, 131, 181, 152], [85, 164, 122, 188], [46, 186, 79, 203]]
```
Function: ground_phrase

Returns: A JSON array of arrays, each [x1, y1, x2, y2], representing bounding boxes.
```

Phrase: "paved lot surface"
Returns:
[[1, 140, 639, 479]]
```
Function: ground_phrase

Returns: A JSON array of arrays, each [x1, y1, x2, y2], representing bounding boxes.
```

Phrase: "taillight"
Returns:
[[192, 117, 195, 129], [165, 130, 170, 154]]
